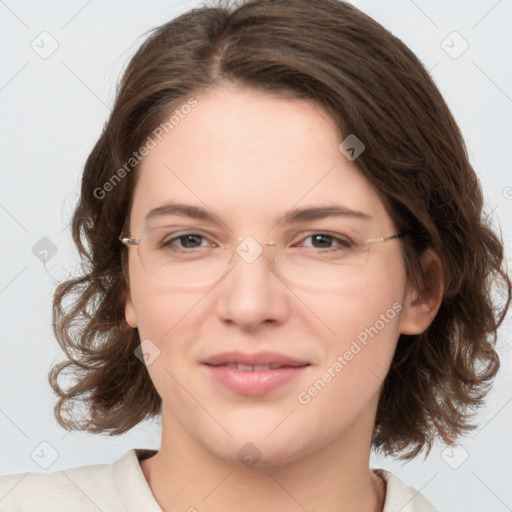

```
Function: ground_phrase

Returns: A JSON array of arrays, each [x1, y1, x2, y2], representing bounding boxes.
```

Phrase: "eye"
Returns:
[[161, 233, 211, 250], [297, 233, 353, 250]]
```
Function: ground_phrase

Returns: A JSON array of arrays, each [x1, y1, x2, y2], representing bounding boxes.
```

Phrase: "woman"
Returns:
[[1, 0, 509, 510]]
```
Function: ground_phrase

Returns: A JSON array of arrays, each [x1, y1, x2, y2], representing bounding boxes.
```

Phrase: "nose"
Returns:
[[215, 237, 290, 331]]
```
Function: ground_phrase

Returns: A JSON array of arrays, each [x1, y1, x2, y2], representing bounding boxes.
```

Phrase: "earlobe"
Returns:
[[123, 286, 138, 328], [399, 249, 444, 335]]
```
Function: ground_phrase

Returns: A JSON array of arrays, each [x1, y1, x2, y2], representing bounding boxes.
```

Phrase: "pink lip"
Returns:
[[202, 350, 309, 367], [202, 351, 310, 395]]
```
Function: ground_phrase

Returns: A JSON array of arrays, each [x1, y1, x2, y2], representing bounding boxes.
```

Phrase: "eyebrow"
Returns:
[[144, 202, 373, 225]]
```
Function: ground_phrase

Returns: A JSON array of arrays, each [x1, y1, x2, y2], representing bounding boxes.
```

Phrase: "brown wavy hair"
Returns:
[[49, 0, 511, 460]]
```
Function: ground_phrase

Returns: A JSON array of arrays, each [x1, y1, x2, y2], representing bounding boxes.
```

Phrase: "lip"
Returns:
[[202, 351, 310, 395], [202, 350, 309, 367]]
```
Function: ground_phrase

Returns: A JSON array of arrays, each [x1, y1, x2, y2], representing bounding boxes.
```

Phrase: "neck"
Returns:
[[140, 407, 385, 512]]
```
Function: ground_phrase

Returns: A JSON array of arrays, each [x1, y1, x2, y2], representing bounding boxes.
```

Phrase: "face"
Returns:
[[124, 83, 426, 466]]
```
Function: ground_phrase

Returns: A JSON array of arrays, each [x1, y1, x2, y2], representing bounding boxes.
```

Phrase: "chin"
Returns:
[[200, 429, 318, 469]]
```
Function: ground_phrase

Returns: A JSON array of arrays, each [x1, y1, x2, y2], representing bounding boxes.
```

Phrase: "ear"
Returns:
[[123, 285, 138, 328], [399, 248, 444, 335]]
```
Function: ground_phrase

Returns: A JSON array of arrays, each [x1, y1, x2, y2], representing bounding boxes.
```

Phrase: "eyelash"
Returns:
[[160, 232, 353, 251]]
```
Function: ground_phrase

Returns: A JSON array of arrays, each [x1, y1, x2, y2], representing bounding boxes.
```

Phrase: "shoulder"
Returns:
[[376, 469, 440, 512], [0, 450, 140, 512]]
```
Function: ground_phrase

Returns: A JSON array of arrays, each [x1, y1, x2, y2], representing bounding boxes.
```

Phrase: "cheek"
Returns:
[[295, 282, 404, 433], [128, 268, 213, 365], [130, 286, 201, 406], [301, 253, 407, 386], [128, 252, 204, 340], [303, 261, 406, 348]]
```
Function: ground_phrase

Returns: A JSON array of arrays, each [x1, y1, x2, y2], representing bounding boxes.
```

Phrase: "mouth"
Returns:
[[202, 350, 310, 368], [214, 362, 306, 371], [202, 351, 310, 395]]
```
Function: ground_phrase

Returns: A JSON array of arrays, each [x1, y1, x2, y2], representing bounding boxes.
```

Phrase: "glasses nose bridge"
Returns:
[[230, 235, 279, 267]]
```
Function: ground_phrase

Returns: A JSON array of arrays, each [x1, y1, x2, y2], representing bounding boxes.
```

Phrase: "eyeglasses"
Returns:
[[119, 226, 404, 288]]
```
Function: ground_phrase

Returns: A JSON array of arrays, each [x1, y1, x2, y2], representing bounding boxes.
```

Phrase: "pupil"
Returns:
[[181, 234, 202, 248], [312, 234, 331, 248]]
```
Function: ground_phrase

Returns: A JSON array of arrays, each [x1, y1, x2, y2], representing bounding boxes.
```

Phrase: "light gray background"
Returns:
[[1, 1, 511, 511]]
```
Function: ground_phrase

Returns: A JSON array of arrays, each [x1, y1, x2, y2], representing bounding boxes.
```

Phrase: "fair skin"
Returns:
[[124, 83, 443, 512]]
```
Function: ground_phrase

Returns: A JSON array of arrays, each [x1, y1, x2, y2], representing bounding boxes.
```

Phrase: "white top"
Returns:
[[0, 448, 439, 511]]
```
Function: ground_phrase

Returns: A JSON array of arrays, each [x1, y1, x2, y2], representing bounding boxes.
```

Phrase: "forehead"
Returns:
[[129, 84, 390, 232]]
